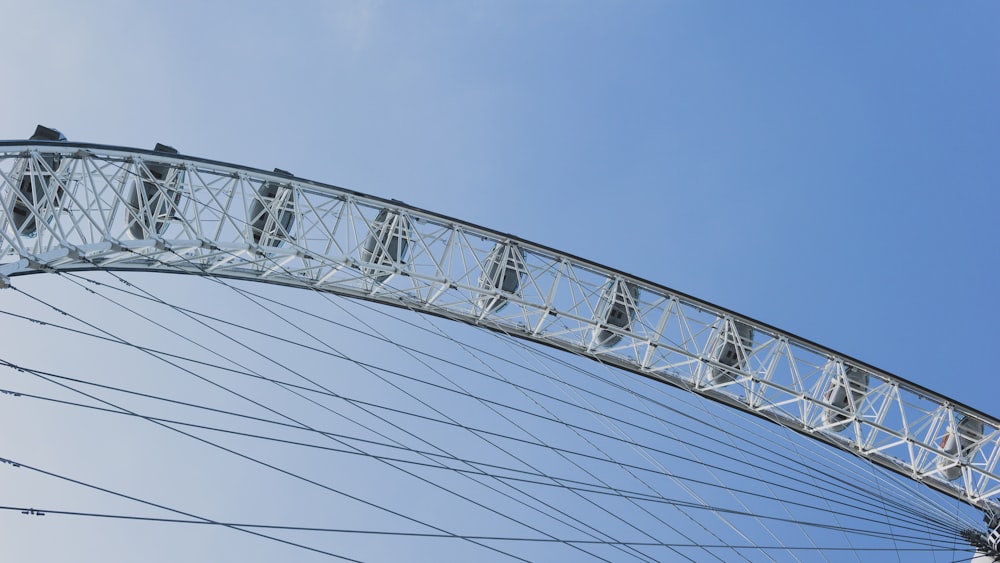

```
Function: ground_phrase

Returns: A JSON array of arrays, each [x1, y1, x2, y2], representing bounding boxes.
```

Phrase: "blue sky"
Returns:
[[1, 2, 998, 561]]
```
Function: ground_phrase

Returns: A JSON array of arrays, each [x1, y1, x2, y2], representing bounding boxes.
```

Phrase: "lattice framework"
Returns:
[[1, 141, 997, 514]]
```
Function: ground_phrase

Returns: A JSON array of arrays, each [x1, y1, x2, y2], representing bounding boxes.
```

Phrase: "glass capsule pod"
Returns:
[[249, 169, 296, 249], [10, 125, 68, 237], [821, 366, 870, 432], [706, 320, 754, 384], [590, 279, 639, 349], [360, 208, 410, 283], [937, 415, 984, 481], [126, 143, 185, 239], [476, 242, 526, 314]]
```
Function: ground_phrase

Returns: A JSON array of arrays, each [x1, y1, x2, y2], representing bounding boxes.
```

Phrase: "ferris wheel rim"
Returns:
[[0, 138, 997, 520], [0, 137, 979, 418]]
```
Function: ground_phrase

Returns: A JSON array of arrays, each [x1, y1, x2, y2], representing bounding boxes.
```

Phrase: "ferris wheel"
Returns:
[[1, 125, 997, 561]]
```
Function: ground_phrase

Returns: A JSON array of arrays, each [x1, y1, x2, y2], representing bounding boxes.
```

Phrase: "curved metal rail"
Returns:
[[1, 140, 997, 524]]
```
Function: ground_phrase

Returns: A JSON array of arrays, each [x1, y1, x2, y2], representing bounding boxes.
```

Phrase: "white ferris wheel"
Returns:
[[1, 125, 997, 562]]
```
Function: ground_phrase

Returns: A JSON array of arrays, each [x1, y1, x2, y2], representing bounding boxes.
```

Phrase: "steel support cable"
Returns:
[[3, 282, 968, 548], [103, 245, 699, 563], [580, 352, 829, 560], [5, 266, 968, 552], [709, 383, 937, 560], [871, 471, 905, 563], [58, 270, 964, 548], [0, 376, 968, 554], [5, 264, 976, 548], [27, 274, 658, 563], [451, 307, 819, 560], [1, 356, 538, 563], [221, 286, 988, 544], [648, 371, 980, 538], [7, 374, 966, 551], [0, 502, 968, 555], [0, 354, 968, 552], [45, 270, 974, 539], [49, 268, 653, 563], [620, 363, 978, 539], [0, 299, 779, 518], [479, 324, 975, 539], [733, 415, 975, 555], [136, 236, 717, 563], [0, 454, 362, 561], [608, 352, 973, 541], [246, 296, 972, 548], [292, 277, 715, 562], [0, 355, 968, 547], [610, 343, 982, 534], [4, 377, 892, 515], [388, 294, 762, 562], [480, 306, 856, 557], [6, 285, 535, 562], [398, 298, 892, 552], [0, 365, 968, 550], [56, 269, 960, 537], [236, 286, 966, 538], [0, 385, 767, 556], [1, 296, 968, 556], [238, 277, 973, 538], [481, 328, 977, 561], [631, 369, 974, 540], [622, 374, 852, 562], [0, 374, 968, 560], [2, 375, 792, 521], [150, 264, 675, 563], [480, 327, 803, 562], [635, 381, 882, 563], [70, 266, 666, 563]]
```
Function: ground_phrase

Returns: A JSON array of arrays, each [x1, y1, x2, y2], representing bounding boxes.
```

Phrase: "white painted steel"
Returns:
[[1, 140, 998, 517]]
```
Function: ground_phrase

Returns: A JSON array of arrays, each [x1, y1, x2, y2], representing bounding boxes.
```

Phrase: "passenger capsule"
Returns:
[[126, 143, 184, 239], [590, 279, 639, 349], [476, 242, 525, 314], [707, 320, 754, 384], [937, 416, 984, 481], [249, 169, 296, 248], [360, 208, 410, 283], [821, 366, 869, 432], [10, 125, 67, 236]]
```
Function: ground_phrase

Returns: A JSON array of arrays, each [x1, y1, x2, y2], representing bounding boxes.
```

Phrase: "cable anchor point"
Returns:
[[964, 506, 1000, 561]]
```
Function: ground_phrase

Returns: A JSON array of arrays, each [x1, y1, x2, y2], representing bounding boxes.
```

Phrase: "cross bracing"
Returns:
[[0, 140, 997, 519]]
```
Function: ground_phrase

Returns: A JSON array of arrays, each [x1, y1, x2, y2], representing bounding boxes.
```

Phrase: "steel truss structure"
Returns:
[[1, 140, 998, 530]]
